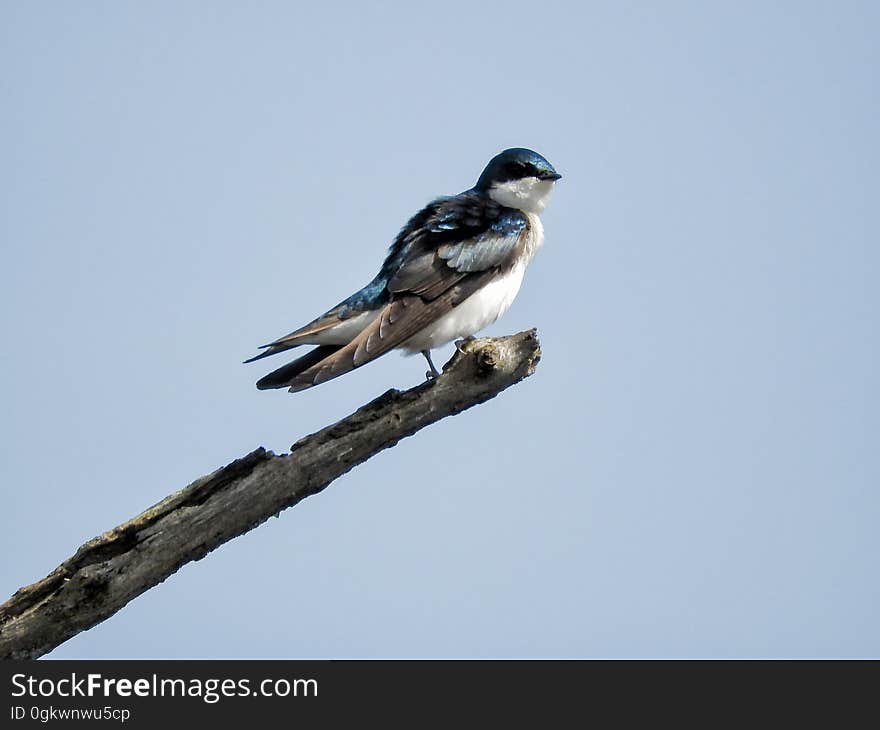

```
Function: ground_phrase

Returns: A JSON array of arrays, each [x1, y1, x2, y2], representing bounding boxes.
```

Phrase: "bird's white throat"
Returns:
[[488, 177, 555, 214]]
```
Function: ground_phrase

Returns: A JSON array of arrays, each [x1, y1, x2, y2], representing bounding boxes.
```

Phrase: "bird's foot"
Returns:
[[421, 350, 440, 381], [454, 335, 476, 353]]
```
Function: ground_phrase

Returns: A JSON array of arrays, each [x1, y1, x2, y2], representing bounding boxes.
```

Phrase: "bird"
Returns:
[[246, 147, 561, 392]]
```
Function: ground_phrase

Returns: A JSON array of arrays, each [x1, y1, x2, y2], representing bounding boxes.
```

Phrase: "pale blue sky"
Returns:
[[2, 1, 878, 657]]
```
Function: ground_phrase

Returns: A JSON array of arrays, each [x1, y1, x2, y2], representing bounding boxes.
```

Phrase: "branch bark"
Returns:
[[0, 330, 541, 659]]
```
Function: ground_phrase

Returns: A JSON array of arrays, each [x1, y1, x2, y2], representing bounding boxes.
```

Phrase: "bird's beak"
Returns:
[[539, 171, 562, 181]]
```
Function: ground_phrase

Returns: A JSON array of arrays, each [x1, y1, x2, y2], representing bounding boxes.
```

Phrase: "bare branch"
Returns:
[[0, 330, 541, 659]]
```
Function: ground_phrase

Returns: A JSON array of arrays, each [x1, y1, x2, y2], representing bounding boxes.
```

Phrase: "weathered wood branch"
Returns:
[[0, 330, 541, 659]]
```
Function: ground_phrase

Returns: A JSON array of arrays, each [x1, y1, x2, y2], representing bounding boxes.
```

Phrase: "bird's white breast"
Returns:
[[402, 213, 544, 353]]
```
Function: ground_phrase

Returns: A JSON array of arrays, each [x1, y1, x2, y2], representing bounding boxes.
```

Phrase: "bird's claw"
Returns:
[[454, 335, 476, 353]]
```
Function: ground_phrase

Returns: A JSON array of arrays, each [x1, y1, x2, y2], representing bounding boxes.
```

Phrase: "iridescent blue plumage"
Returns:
[[334, 276, 389, 317]]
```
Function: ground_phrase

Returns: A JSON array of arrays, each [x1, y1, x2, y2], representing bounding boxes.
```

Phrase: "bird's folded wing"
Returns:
[[287, 270, 496, 391], [386, 199, 527, 299], [255, 345, 343, 389]]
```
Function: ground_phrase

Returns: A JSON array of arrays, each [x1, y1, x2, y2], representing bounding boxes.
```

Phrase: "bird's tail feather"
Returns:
[[255, 345, 343, 390], [244, 343, 296, 364]]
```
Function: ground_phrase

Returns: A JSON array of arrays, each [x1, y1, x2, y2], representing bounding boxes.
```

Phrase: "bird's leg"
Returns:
[[454, 335, 476, 353], [422, 350, 440, 381]]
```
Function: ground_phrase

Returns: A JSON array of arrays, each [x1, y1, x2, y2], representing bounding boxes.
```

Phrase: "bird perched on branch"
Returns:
[[246, 147, 561, 392]]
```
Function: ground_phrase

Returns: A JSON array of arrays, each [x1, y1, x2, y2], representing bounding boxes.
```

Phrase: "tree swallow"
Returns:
[[246, 147, 561, 392]]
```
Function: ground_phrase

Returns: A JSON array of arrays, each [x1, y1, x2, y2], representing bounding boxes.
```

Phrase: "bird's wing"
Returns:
[[384, 191, 527, 298], [255, 345, 343, 389], [285, 194, 529, 391]]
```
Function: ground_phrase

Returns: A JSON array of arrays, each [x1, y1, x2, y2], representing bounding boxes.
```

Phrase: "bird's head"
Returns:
[[475, 148, 561, 214]]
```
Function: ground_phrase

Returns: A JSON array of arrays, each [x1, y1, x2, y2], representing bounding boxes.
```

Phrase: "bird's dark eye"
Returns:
[[507, 161, 532, 178]]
